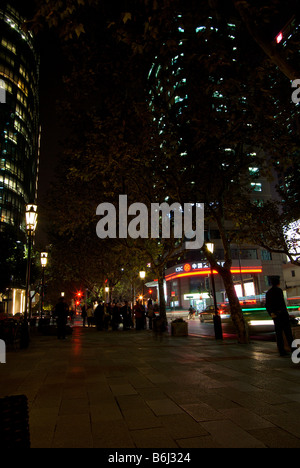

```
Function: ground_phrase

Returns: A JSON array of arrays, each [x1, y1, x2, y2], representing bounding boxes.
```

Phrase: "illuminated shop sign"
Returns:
[[175, 262, 225, 273], [166, 263, 263, 282]]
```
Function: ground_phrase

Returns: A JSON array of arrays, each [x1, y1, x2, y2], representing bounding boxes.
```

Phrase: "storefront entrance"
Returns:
[[184, 293, 211, 313]]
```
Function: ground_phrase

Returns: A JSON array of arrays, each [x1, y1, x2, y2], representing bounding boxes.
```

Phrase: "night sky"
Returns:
[[35, 31, 67, 247], [38, 34, 64, 204]]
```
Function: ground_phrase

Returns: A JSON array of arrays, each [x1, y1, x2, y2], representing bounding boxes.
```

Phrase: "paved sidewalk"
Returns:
[[1, 326, 300, 448]]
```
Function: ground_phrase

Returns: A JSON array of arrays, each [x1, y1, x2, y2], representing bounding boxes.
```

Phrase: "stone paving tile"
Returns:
[[92, 420, 135, 448], [200, 420, 267, 448], [158, 414, 209, 440], [52, 414, 93, 448], [219, 407, 274, 431], [130, 428, 178, 449], [59, 397, 90, 415], [109, 383, 138, 396], [180, 402, 225, 422], [261, 407, 300, 438], [177, 435, 222, 448], [136, 387, 166, 401], [121, 406, 163, 431], [90, 400, 123, 422], [248, 427, 300, 448], [284, 393, 300, 402], [146, 398, 184, 416], [194, 391, 241, 411], [29, 407, 59, 448]]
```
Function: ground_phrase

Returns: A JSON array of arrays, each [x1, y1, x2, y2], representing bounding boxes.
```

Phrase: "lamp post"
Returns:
[[25, 204, 37, 321], [139, 270, 146, 305], [40, 252, 48, 319], [206, 243, 223, 340], [22, 204, 37, 349]]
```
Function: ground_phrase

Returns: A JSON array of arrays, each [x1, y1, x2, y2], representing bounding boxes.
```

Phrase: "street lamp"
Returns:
[[25, 204, 37, 321], [40, 252, 48, 319], [139, 270, 146, 304], [206, 243, 223, 340], [105, 286, 110, 303], [22, 204, 37, 349], [26, 203, 38, 233]]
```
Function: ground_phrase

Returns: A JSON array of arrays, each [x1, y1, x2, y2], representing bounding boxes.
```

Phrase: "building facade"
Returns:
[[0, 2, 40, 232], [283, 263, 300, 303], [164, 248, 286, 312], [0, 2, 40, 316]]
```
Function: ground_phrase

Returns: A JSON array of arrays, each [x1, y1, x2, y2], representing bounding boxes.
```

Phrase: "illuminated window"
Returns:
[[251, 182, 262, 192], [19, 65, 29, 81], [249, 167, 259, 175], [17, 92, 27, 107], [1, 38, 16, 54]]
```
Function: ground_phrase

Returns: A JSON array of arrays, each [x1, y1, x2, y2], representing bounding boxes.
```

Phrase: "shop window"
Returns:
[[261, 250, 272, 261]]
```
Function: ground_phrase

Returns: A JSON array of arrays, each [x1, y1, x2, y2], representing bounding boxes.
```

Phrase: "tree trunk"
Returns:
[[220, 267, 249, 344], [157, 270, 167, 321]]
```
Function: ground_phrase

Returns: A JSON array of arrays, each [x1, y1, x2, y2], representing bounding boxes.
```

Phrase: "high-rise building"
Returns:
[[147, 10, 291, 308], [0, 1, 40, 232]]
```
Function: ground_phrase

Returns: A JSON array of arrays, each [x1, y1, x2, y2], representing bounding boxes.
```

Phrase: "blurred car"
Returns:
[[199, 305, 231, 323], [199, 304, 300, 325]]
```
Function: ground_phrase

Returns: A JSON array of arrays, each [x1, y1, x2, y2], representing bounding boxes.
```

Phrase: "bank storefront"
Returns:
[[163, 260, 263, 311]]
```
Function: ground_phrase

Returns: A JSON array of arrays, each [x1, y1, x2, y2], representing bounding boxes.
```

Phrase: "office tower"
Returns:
[[0, 1, 40, 232], [147, 8, 290, 307]]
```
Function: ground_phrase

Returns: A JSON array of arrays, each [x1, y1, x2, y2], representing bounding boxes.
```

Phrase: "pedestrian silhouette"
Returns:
[[266, 277, 294, 357]]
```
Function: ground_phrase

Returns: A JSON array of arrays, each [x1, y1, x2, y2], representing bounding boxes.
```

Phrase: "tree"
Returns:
[[26, 0, 99, 39], [0, 226, 27, 294]]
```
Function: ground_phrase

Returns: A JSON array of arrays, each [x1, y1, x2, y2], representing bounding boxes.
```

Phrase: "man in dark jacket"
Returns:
[[265, 277, 294, 356], [121, 301, 132, 330], [94, 301, 104, 331]]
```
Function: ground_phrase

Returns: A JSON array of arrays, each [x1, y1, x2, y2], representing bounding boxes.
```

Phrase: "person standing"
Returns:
[[266, 276, 294, 357], [54, 297, 69, 340], [94, 301, 104, 331], [134, 301, 142, 330], [121, 301, 132, 330], [147, 299, 154, 330], [111, 302, 120, 331], [86, 304, 94, 327]]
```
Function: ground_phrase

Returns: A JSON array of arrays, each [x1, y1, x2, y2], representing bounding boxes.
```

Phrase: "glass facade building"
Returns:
[[0, 2, 40, 232]]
